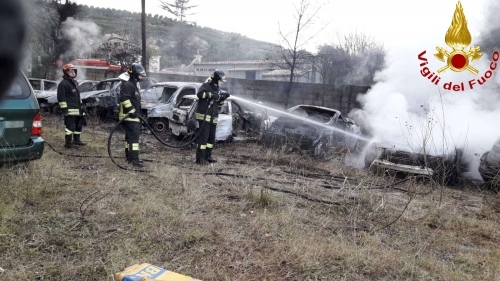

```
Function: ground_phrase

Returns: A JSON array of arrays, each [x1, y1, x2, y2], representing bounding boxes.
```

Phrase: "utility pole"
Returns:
[[141, 0, 147, 70]]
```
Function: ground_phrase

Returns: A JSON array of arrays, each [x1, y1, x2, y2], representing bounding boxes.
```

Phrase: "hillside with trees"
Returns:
[[77, 5, 275, 67]]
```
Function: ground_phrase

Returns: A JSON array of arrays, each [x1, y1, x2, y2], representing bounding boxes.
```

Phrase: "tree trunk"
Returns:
[[141, 0, 147, 71]]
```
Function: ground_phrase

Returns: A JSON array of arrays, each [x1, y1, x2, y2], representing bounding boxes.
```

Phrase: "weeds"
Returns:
[[0, 115, 498, 280]]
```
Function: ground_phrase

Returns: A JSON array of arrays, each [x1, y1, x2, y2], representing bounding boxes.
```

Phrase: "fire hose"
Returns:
[[106, 98, 220, 172]]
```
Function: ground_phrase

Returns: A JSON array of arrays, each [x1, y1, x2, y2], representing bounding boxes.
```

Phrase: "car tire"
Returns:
[[151, 118, 170, 139]]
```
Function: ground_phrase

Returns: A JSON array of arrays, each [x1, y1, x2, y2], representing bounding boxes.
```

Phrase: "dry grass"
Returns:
[[1, 114, 500, 280]]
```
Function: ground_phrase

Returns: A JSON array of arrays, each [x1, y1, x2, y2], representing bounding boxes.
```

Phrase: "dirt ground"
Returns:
[[1, 114, 500, 281]]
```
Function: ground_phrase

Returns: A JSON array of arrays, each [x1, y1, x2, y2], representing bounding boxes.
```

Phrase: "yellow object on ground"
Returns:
[[114, 263, 202, 281]]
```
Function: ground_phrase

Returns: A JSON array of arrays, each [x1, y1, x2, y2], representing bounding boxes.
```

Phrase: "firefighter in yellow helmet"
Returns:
[[57, 63, 87, 148], [119, 63, 146, 167], [194, 69, 230, 164]]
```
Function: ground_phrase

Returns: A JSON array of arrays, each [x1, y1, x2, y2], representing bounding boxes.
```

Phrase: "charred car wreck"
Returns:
[[260, 105, 362, 159], [166, 93, 266, 142], [479, 136, 500, 189], [47, 76, 158, 119], [364, 143, 467, 186], [140, 82, 203, 135]]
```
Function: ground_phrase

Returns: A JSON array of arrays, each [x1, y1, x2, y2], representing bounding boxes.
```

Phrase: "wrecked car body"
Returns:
[[45, 79, 113, 116], [141, 82, 203, 135], [479, 136, 500, 189], [29, 78, 58, 93], [166, 94, 266, 142], [260, 105, 362, 159], [364, 143, 467, 185], [47, 76, 158, 119], [29, 78, 58, 111]]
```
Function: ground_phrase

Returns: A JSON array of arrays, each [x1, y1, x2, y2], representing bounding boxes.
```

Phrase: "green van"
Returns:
[[0, 71, 44, 164]]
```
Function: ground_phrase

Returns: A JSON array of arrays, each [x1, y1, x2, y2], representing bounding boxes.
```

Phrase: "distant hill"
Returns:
[[77, 5, 278, 67]]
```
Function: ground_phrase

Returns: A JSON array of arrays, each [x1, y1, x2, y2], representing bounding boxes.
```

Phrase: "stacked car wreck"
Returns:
[[32, 74, 499, 190], [261, 105, 362, 160], [479, 136, 500, 189]]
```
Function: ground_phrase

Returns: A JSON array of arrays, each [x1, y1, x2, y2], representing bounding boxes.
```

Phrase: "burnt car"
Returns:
[[260, 105, 361, 159], [29, 78, 58, 92], [479, 136, 500, 189], [77, 80, 99, 92], [364, 142, 466, 186], [166, 94, 266, 142], [29, 78, 58, 111], [46, 76, 157, 119], [140, 82, 203, 135]]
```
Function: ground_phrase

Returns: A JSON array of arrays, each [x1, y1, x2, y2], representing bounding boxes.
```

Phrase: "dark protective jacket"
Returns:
[[57, 76, 83, 116], [119, 79, 141, 122], [195, 82, 226, 124]]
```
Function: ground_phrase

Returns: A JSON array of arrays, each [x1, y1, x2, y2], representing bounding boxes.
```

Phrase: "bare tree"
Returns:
[[159, 0, 197, 23], [315, 31, 386, 86], [94, 36, 141, 72], [270, 0, 328, 109]]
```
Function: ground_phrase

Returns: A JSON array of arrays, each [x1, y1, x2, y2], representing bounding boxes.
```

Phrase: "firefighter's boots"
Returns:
[[206, 149, 217, 163], [73, 134, 87, 146], [65, 135, 75, 149]]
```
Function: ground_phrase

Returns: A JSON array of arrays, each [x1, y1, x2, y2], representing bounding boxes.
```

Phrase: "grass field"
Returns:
[[1, 115, 499, 281]]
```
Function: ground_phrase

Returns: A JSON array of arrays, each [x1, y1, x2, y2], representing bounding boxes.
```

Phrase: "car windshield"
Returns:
[[88, 81, 115, 91], [142, 86, 164, 102], [44, 81, 57, 91], [290, 107, 336, 123], [78, 82, 94, 92], [138, 79, 154, 90], [177, 98, 195, 109], [4, 72, 31, 99], [29, 79, 42, 91]]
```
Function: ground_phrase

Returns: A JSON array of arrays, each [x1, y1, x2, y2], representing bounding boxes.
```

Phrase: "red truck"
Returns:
[[72, 59, 124, 78]]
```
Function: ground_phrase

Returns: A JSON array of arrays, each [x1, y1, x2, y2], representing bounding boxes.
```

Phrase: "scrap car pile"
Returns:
[[30, 76, 500, 189]]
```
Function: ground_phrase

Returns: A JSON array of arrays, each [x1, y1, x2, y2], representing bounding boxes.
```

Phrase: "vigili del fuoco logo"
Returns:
[[418, 1, 499, 91]]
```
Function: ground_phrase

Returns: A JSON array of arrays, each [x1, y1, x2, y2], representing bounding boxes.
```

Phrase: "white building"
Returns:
[[193, 60, 320, 83]]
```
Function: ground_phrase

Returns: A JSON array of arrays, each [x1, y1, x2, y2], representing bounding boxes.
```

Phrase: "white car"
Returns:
[[167, 94, 266, 142]]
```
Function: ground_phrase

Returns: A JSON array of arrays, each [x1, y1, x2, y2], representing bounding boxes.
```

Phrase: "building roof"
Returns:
[[228, 67, 271, 72], [262, 69, 309, 77], [194, 60, 283, 65]]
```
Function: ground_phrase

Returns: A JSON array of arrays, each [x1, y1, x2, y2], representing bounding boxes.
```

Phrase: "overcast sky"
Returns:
[[73, 0, 489, 53]]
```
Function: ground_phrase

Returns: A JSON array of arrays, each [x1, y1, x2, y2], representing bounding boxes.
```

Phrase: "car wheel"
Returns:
[[153, 118, 169, 132], [151, 118, 170, 139]]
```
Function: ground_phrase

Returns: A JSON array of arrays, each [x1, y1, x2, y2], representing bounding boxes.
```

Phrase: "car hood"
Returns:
[[141, 101, 163, 110], [274, 115, 323, 127], [35, 90, 57, 99], [80, 90, 109, 99]]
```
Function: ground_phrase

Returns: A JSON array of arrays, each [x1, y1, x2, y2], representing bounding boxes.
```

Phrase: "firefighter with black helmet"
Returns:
[[57, 63, 87, 148], [194, 69, 230, 164], [119, 63, 146, 167]]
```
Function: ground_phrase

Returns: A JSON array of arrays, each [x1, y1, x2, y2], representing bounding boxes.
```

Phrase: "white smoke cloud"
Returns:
[[348, 0, 500, 179], [60, 17, 103, 62]]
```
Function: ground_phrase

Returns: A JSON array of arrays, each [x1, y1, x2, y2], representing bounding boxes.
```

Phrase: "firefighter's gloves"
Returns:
[[210, 91, 219, 102], [128, 112, 138, 119], [219, 92, 230, 101], [81, 116, 87, 126]]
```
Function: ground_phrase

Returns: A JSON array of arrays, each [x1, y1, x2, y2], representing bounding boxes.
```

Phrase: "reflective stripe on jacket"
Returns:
[[119, 80, 141, 122]]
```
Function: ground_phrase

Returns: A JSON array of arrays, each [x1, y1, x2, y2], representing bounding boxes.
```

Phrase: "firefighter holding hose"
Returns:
[[194, 69, 230, 164]]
